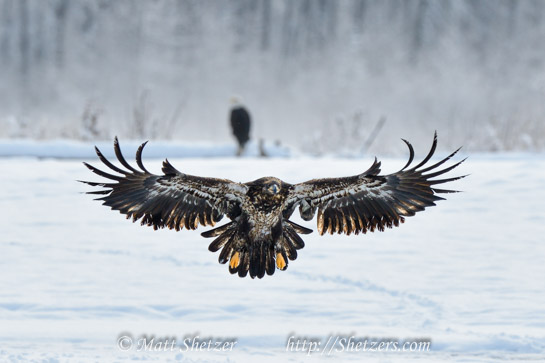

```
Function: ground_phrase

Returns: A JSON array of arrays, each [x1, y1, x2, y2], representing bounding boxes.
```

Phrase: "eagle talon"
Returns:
[[229, 251, 241, 269], [276, 252, 287, 270]]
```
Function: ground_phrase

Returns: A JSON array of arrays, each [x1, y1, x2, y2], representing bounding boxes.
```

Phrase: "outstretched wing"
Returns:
[[81, 138, 248, 230], [287, 132, 466, 235]]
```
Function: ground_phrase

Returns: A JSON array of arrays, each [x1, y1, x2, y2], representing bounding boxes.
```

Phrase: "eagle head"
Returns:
[[257, 177, 282, 195], [265, 180, 280, 195], [246, 177, 286, 205]]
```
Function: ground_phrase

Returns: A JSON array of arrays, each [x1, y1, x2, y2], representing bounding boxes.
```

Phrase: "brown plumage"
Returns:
[[81, 132, 465, 279]]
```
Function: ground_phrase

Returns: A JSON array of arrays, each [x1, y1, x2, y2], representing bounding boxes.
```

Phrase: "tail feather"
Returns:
[[208, 219, 310, 278], [283, 222, 306, 249], [285, 220, 313, 235], [207, 229, 235, 252], [249, 242, 267, 279], [201, 222, 234, 238], [218, 234, 236, 264], [282, 232, 298, 260], [258, 246, 266, 278], [265, 248, 275, 276], [249, 244, 259, 278], [238, 251, 250, 277]]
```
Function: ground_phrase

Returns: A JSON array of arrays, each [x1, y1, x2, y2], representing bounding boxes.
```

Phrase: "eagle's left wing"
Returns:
[[81, 138, 248, 231], [286, 133, 465, 235]]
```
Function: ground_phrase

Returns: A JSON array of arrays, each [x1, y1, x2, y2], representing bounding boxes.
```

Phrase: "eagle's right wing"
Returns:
[[81, 138, 248, 231]]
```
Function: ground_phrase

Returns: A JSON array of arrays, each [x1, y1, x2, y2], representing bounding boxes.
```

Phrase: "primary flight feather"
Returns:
[[81, 133, 465, 279]]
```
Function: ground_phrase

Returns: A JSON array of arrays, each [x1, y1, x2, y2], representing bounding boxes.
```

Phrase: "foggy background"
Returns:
[[1, 0, 545, 154]]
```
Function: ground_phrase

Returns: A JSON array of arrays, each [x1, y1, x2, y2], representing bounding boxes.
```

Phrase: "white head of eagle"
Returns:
[[81, 132, 465, 279]]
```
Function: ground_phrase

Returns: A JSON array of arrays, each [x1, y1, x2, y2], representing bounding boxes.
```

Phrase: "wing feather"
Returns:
[[113, 136, 140, 173], [288, 132, 466, 236], [80, 138, 247, 231]]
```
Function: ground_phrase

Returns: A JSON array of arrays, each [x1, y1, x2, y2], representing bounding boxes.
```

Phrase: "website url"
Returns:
[[286, 333, 431, 355]]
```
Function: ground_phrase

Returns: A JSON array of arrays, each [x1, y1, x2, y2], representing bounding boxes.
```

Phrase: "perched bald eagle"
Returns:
[[229, 100, 251, 156], [81, 133, 465, 279]]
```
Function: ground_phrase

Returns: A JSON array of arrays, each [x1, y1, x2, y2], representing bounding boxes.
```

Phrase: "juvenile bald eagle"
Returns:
[[81, 133, 465, 279]]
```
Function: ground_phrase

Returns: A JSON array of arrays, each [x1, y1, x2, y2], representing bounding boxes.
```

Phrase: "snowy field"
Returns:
[[1, 142, 545, 362]]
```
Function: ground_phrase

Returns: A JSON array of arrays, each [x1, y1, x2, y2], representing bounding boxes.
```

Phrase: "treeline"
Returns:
[[1, 0, 544, 152]]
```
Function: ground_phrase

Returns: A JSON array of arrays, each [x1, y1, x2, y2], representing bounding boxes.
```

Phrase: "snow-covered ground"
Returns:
[[1, 142, 544, 362], [0, 138, 291, 159]]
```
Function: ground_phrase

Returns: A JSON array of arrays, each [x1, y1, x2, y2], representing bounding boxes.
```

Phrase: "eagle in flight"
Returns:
[[81, 133, 464, 279]]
